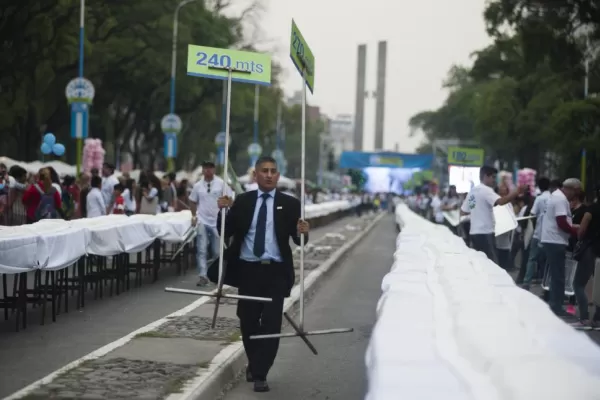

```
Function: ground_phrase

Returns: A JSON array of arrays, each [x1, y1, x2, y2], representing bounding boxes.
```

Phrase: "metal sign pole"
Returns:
[[299, 66, 306, 331], [211, 66, 235, 328], [165, 66, 272, 329], [250, 57, 352, 355]]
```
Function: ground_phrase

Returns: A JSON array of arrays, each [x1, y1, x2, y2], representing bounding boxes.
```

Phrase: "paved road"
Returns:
[[0, 217, 358, 398], [221, 217, 395, 400]]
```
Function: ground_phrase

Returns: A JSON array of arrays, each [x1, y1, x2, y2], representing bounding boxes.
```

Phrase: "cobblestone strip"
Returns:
[[154, 316, 240, 341], [20, 358, 201, 400]]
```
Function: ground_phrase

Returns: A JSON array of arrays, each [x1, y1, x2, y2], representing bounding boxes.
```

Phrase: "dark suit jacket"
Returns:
[[208, 189, 308, 297]]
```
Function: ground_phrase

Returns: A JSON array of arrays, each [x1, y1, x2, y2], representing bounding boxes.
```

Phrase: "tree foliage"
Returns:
[[1, 0, 324, 179], [409, 0, 600, 180]]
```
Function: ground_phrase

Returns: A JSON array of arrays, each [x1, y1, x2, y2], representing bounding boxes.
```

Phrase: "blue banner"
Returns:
[[339, 151, 434, 169], [163, 134, 177, 158], [217, 147, 225, 166], [70, 102, 89, 139]]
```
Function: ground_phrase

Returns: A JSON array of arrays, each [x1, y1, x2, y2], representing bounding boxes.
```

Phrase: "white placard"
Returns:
[[442, 210, 460, 227], [494, 203, 518, 236]]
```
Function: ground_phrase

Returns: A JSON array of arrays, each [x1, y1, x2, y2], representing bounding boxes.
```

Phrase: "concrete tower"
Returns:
[[374, 41, 387, 150], [353, 44, 367, 151]]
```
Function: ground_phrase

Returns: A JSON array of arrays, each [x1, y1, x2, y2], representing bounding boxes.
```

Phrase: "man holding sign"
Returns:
[[214, 156, 309, 392]]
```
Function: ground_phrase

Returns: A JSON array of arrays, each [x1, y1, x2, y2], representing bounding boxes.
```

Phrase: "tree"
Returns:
[[1, 0, 309, 179], [408, 0, 600, 179]]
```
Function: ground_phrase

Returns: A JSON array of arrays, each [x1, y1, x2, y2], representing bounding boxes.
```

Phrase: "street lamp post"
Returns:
[[170, 0, 196, 114], [66, 0, 94, 176], [250, 85, 260, 166], [164, 0, 196, 172], [317, 133, 331, 187], [582, 36, 597, 189], [78, 0, 85, 78]]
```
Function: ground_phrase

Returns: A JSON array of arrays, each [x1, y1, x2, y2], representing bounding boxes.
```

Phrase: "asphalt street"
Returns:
[[0, 216, 358, 399], [220, 217, 395, 400]]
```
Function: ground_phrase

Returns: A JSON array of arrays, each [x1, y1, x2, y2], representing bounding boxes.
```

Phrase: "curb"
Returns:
[[176, 212, 386, 400]]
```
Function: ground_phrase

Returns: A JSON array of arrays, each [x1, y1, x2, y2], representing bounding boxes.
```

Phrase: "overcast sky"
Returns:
[[228, 0, 491, 153]]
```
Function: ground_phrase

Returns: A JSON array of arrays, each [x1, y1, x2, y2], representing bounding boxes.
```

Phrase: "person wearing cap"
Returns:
[[101, 162, 119, 207], [189, 161, 233, 286]]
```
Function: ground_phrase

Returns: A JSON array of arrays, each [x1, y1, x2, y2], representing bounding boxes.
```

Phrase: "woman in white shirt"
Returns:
[[139, 175, 161, 215], [122, 179, 137, 215]]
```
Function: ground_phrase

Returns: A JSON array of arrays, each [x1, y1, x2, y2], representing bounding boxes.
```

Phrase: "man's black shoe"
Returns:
[[253, 380, 270, 392], [245, 367, 253, 383]]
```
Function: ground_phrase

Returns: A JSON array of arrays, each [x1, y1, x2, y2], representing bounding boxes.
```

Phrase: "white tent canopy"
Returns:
[[0, 156, 198, 182], [0, 157, 297, 188]]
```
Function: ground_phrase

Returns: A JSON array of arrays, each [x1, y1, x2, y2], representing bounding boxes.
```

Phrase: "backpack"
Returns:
[[34, 184, 59, 221], [61, 188, 75, 220]]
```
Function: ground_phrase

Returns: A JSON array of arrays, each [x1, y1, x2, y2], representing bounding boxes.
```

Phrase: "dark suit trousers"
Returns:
[[236, 260, 287, 380]]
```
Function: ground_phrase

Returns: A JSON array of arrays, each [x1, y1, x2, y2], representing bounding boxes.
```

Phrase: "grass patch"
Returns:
[[227, 331, 241, 342], [162, 376, 188, 396], [135, 330, 172, 339], [219, 331, 242, 346], [197, 361, 210, 368]]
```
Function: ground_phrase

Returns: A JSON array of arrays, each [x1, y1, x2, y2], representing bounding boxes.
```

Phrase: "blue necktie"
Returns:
[[253, 193, 269, 258]]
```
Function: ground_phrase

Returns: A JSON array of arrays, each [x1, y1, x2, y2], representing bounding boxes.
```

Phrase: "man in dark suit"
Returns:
[[213, 156, 309, 392]]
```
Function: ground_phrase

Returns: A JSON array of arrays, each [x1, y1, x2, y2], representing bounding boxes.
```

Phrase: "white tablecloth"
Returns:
[[366, 204, 600, 400], [0, 202, 352, 275]]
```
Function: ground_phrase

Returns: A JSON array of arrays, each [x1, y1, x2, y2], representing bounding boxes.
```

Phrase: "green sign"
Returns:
[[290, 20, 315, 93], [187, 45, 272, 86], [447, 146, 484, 167]]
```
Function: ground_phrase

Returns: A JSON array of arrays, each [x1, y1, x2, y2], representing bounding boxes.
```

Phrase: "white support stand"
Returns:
[[166, 65, 272, 329], [249, 63, 353, 355]]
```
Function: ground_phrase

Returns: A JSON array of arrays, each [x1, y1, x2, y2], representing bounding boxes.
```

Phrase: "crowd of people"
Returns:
[[0, 158, 379, 287], [0, 161, 194, 226], [406, 166, 600, 329]]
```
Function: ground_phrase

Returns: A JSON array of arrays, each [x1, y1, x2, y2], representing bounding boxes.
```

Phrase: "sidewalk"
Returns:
[[12, 212, 384, 400]]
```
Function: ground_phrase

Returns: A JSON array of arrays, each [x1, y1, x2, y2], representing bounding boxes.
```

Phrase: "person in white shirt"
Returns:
[[189, 161, 233, 286], [495, 185, 514, 270], [429, 190, 445, 224], [86, 175, 108, 218], [521, 177, 555, 288], [540, 178, 581, 316], [122, 178, 137, 215], [441, 185, 460, 234], [460, 166, 522, 264], [101, 162, 119, 208]]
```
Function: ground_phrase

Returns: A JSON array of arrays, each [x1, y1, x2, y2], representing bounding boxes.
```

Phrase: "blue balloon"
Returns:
[[41, 142, 52, 155], [52, 143, 65, 156], [43, 133, 56, 146]]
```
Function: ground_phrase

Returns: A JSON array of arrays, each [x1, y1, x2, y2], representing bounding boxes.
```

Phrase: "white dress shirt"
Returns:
[[240, 189, 282, 262]]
